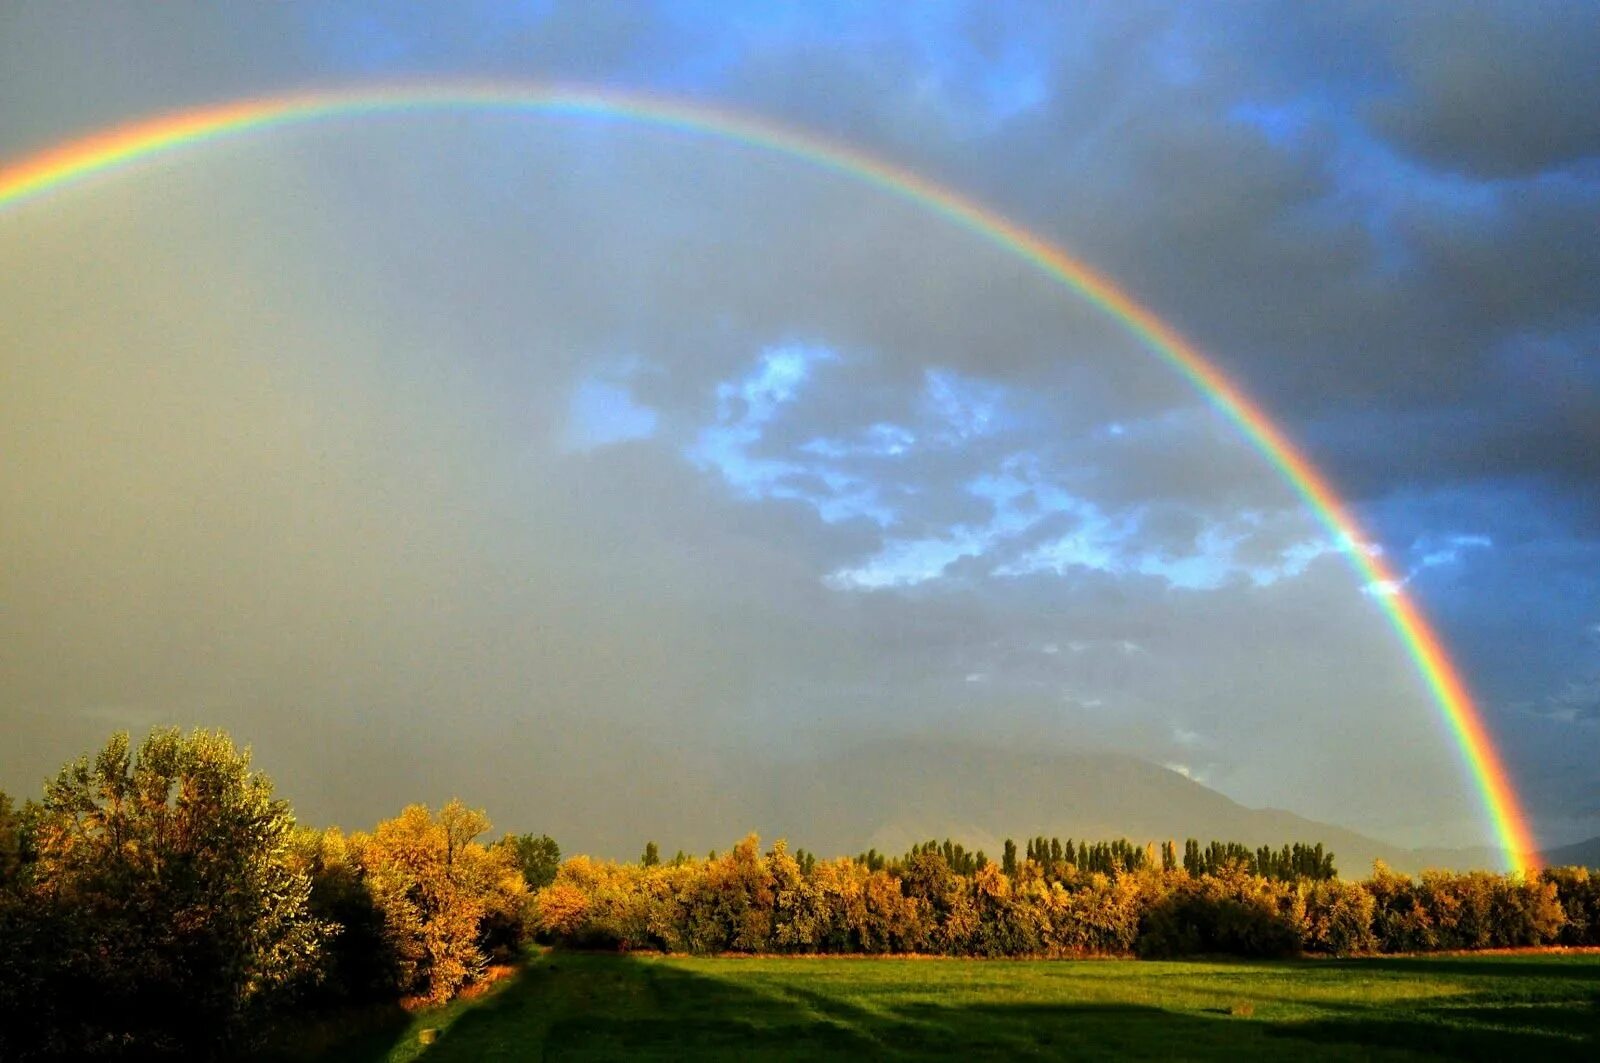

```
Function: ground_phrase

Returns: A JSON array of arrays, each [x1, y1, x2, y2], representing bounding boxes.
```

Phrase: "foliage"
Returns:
[[1541, 865, 1600, 947], [0, 789, 27, 886], [347, 800, 530, 1004], [0, 729, 330, 1059], [287, 826, 395, 1003], [1300, 878, 1378, 956], [1138, 866, 1304, 958], [1182, 838, 1335, 880], [493, 832, 562, 890], [531, 836, 1599, 960]]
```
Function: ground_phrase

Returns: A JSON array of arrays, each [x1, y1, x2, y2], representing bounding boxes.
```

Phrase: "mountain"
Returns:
[[601, 738, 1509, 875], [1541, 835, 1600, 869]]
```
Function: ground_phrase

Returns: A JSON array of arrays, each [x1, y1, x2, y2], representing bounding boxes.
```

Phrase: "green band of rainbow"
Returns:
[[0, 83, 1539, 873]]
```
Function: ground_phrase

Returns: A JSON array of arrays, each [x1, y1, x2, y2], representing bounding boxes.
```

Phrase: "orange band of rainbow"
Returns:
[[0, 83, 1539, 873]]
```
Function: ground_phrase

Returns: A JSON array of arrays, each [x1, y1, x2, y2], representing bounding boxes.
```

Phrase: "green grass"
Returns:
[[287, 951, 1600, 1061]]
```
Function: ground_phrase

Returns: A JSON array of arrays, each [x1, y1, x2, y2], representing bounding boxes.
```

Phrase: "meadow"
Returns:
[[287, 949, 1600, 1061]]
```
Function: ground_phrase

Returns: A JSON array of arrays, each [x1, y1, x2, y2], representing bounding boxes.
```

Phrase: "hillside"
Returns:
[[562, 737, 1508, 875], [738, 739, 1511, 876], [1541, 835, 1600, 869]]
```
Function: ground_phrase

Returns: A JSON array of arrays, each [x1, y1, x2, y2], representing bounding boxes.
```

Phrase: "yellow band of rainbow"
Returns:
[[0, 83, 1540, 874]]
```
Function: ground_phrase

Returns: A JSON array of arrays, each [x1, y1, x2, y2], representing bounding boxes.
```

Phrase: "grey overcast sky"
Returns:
[[2, 1, 1596, 852]]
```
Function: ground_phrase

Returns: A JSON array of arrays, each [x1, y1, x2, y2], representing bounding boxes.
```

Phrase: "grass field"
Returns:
[[286, 950, 1600, 1060]]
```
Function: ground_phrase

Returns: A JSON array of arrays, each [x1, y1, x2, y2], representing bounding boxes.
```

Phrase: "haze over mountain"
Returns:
[[557, 738, 1507, 875], [1540, 835, 1600, 871]]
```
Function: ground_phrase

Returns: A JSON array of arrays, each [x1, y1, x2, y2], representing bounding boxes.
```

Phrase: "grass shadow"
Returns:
[[254, 999, 414, 1061], [276, 951, 1600, 1061], [414, 954, 1330, 1061], [1267, 1003, 1596, 1062]]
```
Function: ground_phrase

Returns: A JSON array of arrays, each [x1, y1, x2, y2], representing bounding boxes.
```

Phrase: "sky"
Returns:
[[1, 1, 1596, 853]]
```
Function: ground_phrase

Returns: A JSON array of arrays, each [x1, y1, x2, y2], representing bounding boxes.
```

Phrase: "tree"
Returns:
[[496, 832, 562, 890], [0, 789, 28, 888], [352, 800, 529, 1004], [642, 840, 661, 867], [4, 728, 329, 1057]]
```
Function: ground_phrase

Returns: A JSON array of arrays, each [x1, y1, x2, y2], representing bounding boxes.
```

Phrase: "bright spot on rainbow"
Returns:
[[0, 82, 1541, 874]]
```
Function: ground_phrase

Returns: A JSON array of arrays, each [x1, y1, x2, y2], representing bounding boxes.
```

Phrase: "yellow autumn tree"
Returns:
[[350, 799, 528, 1003]]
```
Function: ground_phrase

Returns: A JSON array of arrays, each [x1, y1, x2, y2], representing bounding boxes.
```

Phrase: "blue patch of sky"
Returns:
[[691, 353, 1032, 531], [976, 49, 1049, 124], [298, 5, 418, 72], [692, 350, 1357, 593], [1272, 89, 1564, 281], [563, 374, 659, 451], [1149, 14, 1203, 88], [1215, 66, 1575, 288], [921, 368, 1008, 442], [1227, 99, 1314, 149], [688, 344, 895, 526], [837, 483, 1346, 592], [800, 422, 917, 459], [830, 452, 1178, 590]]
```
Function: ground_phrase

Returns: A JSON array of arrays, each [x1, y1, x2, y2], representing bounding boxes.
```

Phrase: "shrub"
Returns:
[[1138, 869, 1302, 958], [1366, 861, 1435, 953], [1487, 875, 1565, 947], [1302, 879, 1377, 956]]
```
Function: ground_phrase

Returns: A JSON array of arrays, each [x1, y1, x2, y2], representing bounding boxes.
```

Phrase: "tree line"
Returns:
[[535, 832, 1594, 960], [3, 727, 1600, 1059]]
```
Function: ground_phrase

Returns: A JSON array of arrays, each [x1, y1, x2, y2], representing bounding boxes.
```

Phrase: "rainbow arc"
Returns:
[[0, 83, 1539, 873]]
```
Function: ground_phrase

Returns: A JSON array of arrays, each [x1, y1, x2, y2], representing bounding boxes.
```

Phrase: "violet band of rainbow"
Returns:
[[0, 83, 1540, 874]]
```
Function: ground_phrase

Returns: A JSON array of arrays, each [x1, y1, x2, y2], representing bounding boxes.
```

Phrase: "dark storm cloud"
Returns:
[[1, 1, 1595, 850], [1365, 0, 1600, 179]]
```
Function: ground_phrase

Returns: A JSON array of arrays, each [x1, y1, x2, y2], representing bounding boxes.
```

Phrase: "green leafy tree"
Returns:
[[3, 728, 330, 1058], [494, 832, 562, 890], [641, 840, 661, 867]]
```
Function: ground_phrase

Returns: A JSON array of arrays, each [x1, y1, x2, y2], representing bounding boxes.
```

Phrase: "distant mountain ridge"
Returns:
[[723, 739, 1511, 876], [543, 733, 1588, 873], [1540, 835, 1600, 870]]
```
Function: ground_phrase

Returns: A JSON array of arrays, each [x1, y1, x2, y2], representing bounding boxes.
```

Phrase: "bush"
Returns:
[[1366, 861, 1435, 953], [1302, 879, 1377, 956], [1138, 869, 1303, 958]]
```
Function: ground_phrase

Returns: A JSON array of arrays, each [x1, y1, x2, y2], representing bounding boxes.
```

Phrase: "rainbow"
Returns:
[[0, 83, 1540, 874]]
